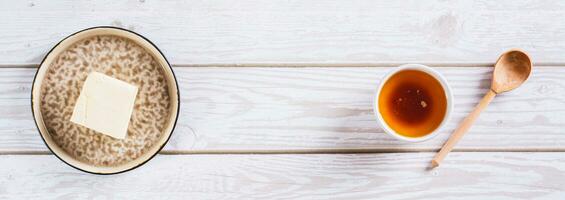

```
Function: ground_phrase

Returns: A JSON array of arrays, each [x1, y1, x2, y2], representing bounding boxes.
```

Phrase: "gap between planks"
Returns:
[[3, 147, 565, 156], [1, 62, 565, 68]]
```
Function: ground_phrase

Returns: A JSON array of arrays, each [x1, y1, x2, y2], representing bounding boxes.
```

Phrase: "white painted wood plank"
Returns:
[[1, 66, 564, 152], [1, 153, 564, 199], [1, 0, 565, 65]]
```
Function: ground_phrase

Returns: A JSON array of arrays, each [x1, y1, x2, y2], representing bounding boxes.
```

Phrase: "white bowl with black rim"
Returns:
[[31, 27, 180, 174]]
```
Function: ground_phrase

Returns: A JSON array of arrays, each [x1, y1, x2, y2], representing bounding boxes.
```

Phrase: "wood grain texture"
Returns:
[[1, 66, 564, 152], [1, 0, 565, 65], [1, 153, 564, 199]]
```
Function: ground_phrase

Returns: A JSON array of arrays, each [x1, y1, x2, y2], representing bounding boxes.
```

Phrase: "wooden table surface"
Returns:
[[2, 0, 565, 199]]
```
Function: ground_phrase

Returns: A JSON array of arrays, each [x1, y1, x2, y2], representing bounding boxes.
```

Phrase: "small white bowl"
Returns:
[[373, 64, 453, 142]]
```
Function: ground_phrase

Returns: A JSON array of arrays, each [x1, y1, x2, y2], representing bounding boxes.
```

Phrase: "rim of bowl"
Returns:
[[373, 64, 453, 142], [30, 26, 180, 175]]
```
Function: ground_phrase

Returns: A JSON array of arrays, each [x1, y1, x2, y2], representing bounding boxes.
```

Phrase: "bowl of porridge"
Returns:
[[31, 27, 180, 174]]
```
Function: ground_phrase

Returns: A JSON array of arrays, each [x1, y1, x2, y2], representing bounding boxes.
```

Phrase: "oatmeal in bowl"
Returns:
[[31, 27, 179, 174]]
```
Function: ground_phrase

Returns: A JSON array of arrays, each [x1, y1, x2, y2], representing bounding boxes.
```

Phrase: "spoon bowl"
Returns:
[[492, 50, 532, 93]]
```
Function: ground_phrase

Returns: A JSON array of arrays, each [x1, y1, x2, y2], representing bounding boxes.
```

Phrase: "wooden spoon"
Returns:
[[431, 49, 532, 168]]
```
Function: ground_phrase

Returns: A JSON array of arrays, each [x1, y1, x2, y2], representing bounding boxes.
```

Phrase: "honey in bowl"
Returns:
[[378, 69, 447, 138]]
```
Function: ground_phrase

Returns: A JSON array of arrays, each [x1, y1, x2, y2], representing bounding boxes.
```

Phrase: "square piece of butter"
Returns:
[[70, 72, 138, 139]]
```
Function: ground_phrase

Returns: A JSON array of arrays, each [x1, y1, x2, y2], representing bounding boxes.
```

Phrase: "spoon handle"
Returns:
[[431, 89, 497, 168]]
